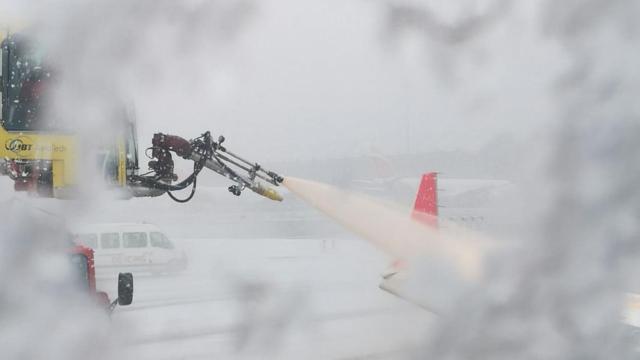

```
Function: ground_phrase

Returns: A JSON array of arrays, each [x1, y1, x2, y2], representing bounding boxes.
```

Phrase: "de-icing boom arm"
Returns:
[[129, 131, 284, 202]]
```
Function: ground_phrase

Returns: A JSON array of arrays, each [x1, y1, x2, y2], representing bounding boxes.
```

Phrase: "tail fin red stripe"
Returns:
[[411, 172, 438, 227]]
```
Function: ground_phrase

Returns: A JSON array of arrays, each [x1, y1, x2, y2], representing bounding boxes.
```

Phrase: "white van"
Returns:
[[72, 223, 187, 275]]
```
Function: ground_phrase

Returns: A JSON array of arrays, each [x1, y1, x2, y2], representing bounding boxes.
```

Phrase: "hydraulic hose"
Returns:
[[167, 177, 197, 203]]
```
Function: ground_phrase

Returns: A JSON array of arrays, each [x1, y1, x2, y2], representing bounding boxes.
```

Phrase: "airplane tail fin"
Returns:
[[411, 172, 438, 227]]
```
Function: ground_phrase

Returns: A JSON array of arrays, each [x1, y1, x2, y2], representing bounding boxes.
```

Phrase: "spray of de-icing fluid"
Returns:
[[282, 176, 495, 283]]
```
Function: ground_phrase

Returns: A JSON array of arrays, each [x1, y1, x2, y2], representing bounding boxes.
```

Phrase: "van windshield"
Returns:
[[150, 232, 174, 249]]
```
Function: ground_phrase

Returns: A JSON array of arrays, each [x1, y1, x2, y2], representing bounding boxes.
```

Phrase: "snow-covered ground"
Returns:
[[99, 237, 433, 359]]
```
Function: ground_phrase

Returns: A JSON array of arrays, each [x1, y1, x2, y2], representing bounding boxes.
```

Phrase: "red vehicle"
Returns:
[[68, 245, 133, 313]]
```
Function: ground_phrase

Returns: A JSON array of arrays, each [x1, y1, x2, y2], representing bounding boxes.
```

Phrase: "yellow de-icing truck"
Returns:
[[0, 30, 283, 202], [0, 31, 139, 198]]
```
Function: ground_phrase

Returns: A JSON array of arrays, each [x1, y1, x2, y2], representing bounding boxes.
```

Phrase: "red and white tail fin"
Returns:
[[381, 172, 439, 304], [411, 172, 438, 227]]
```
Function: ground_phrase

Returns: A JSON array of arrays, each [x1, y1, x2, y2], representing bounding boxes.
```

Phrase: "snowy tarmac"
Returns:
[[97, 237, 434, 359]]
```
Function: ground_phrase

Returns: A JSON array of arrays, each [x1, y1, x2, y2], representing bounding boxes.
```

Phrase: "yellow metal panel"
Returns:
[[0, 129, 76, 161], [52, 160, 64, 188], [0, 127, 78, 186], [117, 138, 126, 186]]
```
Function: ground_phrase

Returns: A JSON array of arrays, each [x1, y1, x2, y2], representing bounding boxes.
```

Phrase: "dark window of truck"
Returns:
[[69, 253, 89, 289], [0, 35, 55, 132], [1, 42, 5, 118]]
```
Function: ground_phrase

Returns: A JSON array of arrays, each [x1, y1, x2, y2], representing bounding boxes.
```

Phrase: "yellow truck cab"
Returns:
[[0, 32, 139, 197]]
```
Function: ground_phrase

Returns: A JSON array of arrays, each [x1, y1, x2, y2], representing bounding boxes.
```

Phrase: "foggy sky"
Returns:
[[1, 0, 562, 164], [129, 0, 561, 162]]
